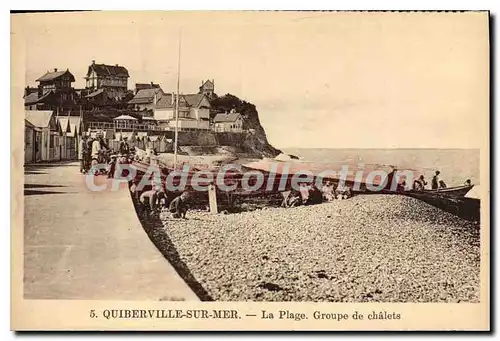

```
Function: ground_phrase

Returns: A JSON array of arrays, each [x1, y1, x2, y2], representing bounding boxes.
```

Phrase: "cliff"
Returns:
[[209, 93, 281, 158]]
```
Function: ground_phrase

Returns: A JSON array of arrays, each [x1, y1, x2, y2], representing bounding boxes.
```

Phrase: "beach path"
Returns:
[[22, 161, 198, 301]]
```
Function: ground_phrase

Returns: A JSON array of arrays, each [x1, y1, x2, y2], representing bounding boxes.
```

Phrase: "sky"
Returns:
[[12, 11, 489, 149]]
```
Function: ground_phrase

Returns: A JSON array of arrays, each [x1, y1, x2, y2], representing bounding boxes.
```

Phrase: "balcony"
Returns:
[[86, 121, 212, 132], [87, 121, 165, 132]]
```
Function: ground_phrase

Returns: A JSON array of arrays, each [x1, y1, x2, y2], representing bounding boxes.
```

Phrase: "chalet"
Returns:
[[128, 87, 165, 111], [198, 79, 215, 100], [25, 110, 62, 162], [213, 110, 244, 133], [85, 60, 129, 100], [154, 93, 211, 130], [25, 69, 77, 111]]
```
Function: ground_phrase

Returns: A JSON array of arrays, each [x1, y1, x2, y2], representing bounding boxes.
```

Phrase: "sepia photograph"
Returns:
[[11, 10, 490, 330]]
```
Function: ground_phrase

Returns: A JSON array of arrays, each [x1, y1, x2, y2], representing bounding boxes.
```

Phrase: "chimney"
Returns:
[[151, 81, 154, 86], [115, 64, 119, 66], [54, 68, 58, 72], [92, 60, 95, 65]]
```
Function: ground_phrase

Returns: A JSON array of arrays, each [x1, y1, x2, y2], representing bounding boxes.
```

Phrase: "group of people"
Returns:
[[412, 171, 472, 191], [281, 181, 353, 208], [130, 179, 191, 219], [78, 132, 109, 175], [412, 171, 448, 191], [78, 133, 131, 177]]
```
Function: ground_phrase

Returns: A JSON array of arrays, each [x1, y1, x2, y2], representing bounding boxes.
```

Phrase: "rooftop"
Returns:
[[36, 69, 75, 82], [87, 62, 129, 78], [213, 112, 242, 123]]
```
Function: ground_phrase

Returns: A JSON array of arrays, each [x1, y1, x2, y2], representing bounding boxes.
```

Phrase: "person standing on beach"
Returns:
[[431, 171, 441, 190], [78, 134, 88, 174], [119, 137, 130, 156], [90, 134, 102, 174]]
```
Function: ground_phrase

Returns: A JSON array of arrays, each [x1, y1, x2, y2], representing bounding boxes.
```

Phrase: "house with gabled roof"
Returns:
[[25, 68, 78, 111], [128, 87, 166, 111], [85, 60, 129, 100], [198, 79, 215, 100], [213, 109, 244, 133], [154, 93, 211, 130]]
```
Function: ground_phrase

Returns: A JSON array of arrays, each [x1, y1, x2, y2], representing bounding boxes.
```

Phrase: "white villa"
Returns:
[[154, 93, 211, 130], [213, 110, 244, 133]]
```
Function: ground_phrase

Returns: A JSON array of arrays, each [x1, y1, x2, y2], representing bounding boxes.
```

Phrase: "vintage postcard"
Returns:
[[11, 11, 490, 331]]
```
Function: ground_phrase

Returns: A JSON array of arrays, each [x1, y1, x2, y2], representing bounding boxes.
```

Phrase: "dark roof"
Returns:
[[24, 87, 38, 96], [128, 88, 164, 104], [24, 92, 39, 105], [87, 63, 129, 78], [25, 119, 36, 128], [24, 91, 54, 105], [156, 93, 175, 108], [36, 69, 75, 82], [200, 79, 214, 88], [213, 113, 242, 123], [184, 94, 206, 108], [86, 88, 106, 98], [156, 93, 209, 109], [136, 83, 160, 91]]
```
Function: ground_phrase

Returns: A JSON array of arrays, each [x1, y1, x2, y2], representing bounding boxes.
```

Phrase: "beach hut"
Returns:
[[147, 135, 159, 152], [136, 132, 148, 150], [159, 135, 172, 153], [56, 117, 70, 159], [25, 110, 61, 162], [67, 116, 83, 160], [24, 119, 38, 164], [127, 132, 137, 149]]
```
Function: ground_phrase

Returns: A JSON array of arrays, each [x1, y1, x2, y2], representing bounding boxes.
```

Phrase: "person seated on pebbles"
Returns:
[[168, 191, 191, 219], [321, 180, 335, 202]]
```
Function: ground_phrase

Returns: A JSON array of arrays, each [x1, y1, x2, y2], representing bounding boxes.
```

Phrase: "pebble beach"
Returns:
[[143, 194, 480, 302]]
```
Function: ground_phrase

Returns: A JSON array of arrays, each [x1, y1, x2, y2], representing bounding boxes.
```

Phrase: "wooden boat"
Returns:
[[130, 158, 479, 219], [403, 190, 480, 222], [408, 185, 473, 198]]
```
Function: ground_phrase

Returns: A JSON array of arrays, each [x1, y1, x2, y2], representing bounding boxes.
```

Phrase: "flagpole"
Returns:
[[173, 29, 181, 170]]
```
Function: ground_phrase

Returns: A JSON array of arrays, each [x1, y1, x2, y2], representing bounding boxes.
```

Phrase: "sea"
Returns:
[[282, 148, 480, 187]]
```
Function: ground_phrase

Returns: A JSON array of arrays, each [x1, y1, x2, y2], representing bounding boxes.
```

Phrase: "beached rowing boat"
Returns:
[[403, 190, 480, 222], [407, 185, 473, 198]]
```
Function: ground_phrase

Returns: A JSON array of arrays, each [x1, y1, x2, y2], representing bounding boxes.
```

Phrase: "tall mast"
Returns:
[[173, 30, 182, 169]]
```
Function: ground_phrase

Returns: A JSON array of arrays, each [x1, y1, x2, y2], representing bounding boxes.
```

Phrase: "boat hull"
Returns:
[[404, 191, 480, 222]]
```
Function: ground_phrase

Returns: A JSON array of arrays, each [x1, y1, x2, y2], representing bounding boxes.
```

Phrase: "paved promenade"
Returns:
[[23, 161, 198, 301]]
